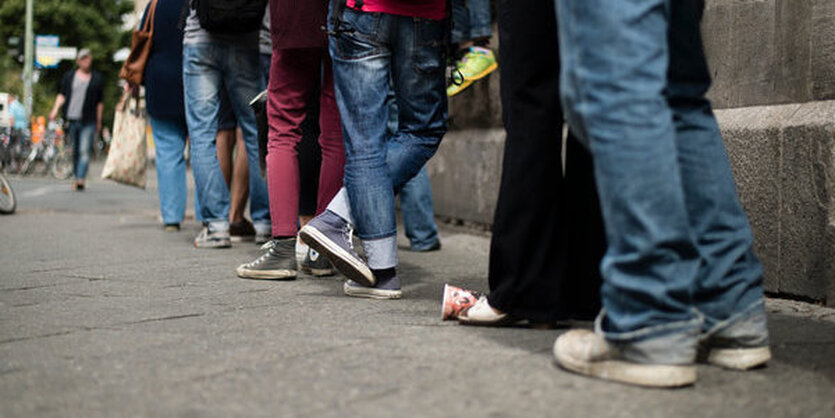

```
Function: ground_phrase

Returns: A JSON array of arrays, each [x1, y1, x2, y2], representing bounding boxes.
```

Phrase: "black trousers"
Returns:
[[486, 0, 605, 323]]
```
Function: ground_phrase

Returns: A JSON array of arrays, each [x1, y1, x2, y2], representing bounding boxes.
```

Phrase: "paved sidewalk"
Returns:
[[1, 171, 833, 417]]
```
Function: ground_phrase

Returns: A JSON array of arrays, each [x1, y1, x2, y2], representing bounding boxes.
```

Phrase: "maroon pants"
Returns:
[[267, 48, 345, 237]]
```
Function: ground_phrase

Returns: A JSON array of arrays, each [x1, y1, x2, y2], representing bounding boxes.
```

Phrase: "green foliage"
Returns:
[[0, 0, 134, 125]]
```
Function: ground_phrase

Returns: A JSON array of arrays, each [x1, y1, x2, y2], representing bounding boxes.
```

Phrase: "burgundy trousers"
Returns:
[[267, 47, 345, 237]]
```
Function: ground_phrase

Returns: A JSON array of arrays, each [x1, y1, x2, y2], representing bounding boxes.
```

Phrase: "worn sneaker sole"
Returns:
[[554, 338, 697, 388], [299, 225, 375, 287], [300, 266, 335, 277], [343, 282, 402, 300], [706, 346, 771, 370], [194, 239, 232, 249], [230, 235, 255, 243], [463, 61, 498, 82], [236, 265, 297, 280], [447, 78, 474, 97]]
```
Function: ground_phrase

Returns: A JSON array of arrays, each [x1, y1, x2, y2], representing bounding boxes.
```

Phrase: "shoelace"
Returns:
[[343, 224, 355, 252]]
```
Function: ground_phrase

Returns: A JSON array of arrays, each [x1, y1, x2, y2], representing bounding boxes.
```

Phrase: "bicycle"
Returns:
[[0, 171, 16, 214], [20, 120, 72, 179]]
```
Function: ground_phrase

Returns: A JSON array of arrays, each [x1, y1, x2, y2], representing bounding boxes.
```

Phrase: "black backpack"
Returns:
[[194, 0, 267, 34]]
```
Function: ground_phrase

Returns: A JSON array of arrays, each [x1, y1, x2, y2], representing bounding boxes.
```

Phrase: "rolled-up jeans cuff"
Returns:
[[701, 299, 769, 347], [326, 187, 354, 226], [362, 236, 398, 270], [595, 309, 703, 365]]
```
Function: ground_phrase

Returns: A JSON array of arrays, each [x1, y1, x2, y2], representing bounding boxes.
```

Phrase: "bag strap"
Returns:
[[140, 0, 159, 33]]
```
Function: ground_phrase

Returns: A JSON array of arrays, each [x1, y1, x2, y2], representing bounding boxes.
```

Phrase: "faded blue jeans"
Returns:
[[400, 166, 440, 250], [327, 6, 447, 269], [149, 116, 200, 225], [451, 0, 493, 43], [183, 42, 270, 233], [67, 120, 95, 180], [555, 0, 766, 364]]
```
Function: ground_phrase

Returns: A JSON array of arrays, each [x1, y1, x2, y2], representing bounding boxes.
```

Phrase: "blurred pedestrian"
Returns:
[[48, 48, 104, 191], [552, 0, 770, 387]]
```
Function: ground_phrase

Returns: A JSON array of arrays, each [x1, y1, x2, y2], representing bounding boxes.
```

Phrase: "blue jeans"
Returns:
[[183, 42, 270, 233], [67, 120, 95, 180], [451, 0, 493, 44], [328, 6, 447, 269], [150, 116, 199, 225], [555, 0, 765, 363], [400, 166, 440, 250]]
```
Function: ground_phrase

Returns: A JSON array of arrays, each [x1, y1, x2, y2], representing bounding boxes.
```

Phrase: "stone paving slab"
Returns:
[[0, 174, 833, 417]]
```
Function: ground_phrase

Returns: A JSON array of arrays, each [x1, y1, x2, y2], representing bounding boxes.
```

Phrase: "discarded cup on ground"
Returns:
[[441, 284, 483, 321]]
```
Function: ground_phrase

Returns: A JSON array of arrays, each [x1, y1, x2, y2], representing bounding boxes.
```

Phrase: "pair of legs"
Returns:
[[150, 115, 199, 227], [267, 48, 344, 240], [329, 7, 447, 267], [67, 120, 95, 186], [462, 0, 605, 326], [553, 0, 768, 386], [183, 41, 270, 244], [298, 6, 447, 297]]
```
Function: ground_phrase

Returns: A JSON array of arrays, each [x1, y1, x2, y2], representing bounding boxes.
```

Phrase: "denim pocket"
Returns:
[[333, 8, 383, 61], [412, 18, 446, 75]]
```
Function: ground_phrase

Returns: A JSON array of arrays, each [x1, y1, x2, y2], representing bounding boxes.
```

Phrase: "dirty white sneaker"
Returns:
[[705, 346, 771, 370], [553, 329, 697, 388], [458, 296, 516, 326]]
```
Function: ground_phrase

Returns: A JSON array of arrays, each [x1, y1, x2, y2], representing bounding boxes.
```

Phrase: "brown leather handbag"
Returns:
[[119, 0, 158, 85]]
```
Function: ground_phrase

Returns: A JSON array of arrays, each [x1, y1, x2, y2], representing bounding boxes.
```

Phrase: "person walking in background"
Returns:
[[552, 0, 771, 387], [48, 48, 104, 191], [7, 93, 27, 131], [140, 0, 199, 232], [236, 0, 345, 281], [182, 0, 271, 248], [300, 0, 448, 299], [446, 0, 497, 97], [457, 0, 605, 326]]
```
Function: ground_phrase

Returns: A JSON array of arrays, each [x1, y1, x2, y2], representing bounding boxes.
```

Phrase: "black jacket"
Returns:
[[59, 69, 104, 123]]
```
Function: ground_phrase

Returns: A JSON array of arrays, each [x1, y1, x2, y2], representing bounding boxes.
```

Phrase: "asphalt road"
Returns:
[[1, 166, 834, 417]]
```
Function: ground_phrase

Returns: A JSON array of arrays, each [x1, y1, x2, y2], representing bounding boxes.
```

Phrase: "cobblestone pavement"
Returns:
[[1, 170, 833, 417]]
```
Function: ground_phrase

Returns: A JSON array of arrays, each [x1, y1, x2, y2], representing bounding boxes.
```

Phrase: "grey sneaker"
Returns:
[[194, 226, 231, 249], [299, 210, 375, 286], [299, 248, 335, 277], [236, 238, 298, 280], [553, 330, 697, 388], [343, 279, 402, 300]]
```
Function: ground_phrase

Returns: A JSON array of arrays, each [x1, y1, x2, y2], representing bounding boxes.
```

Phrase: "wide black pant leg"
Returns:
[[487, 0, 604, 322]]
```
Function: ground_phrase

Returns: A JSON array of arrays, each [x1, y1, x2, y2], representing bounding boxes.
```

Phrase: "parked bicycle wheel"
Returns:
[[0, 172, 16, 214]]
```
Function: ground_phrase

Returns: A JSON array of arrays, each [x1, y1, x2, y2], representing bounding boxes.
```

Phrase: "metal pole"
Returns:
[[23, 0, 34, 120]]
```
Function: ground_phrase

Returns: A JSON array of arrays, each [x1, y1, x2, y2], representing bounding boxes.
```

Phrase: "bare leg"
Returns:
[[229, 128, 250, 224]]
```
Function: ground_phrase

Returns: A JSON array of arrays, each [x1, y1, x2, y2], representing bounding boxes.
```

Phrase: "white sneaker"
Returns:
[[458, 296, 516, 326], [553, 330, 697, 388]]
